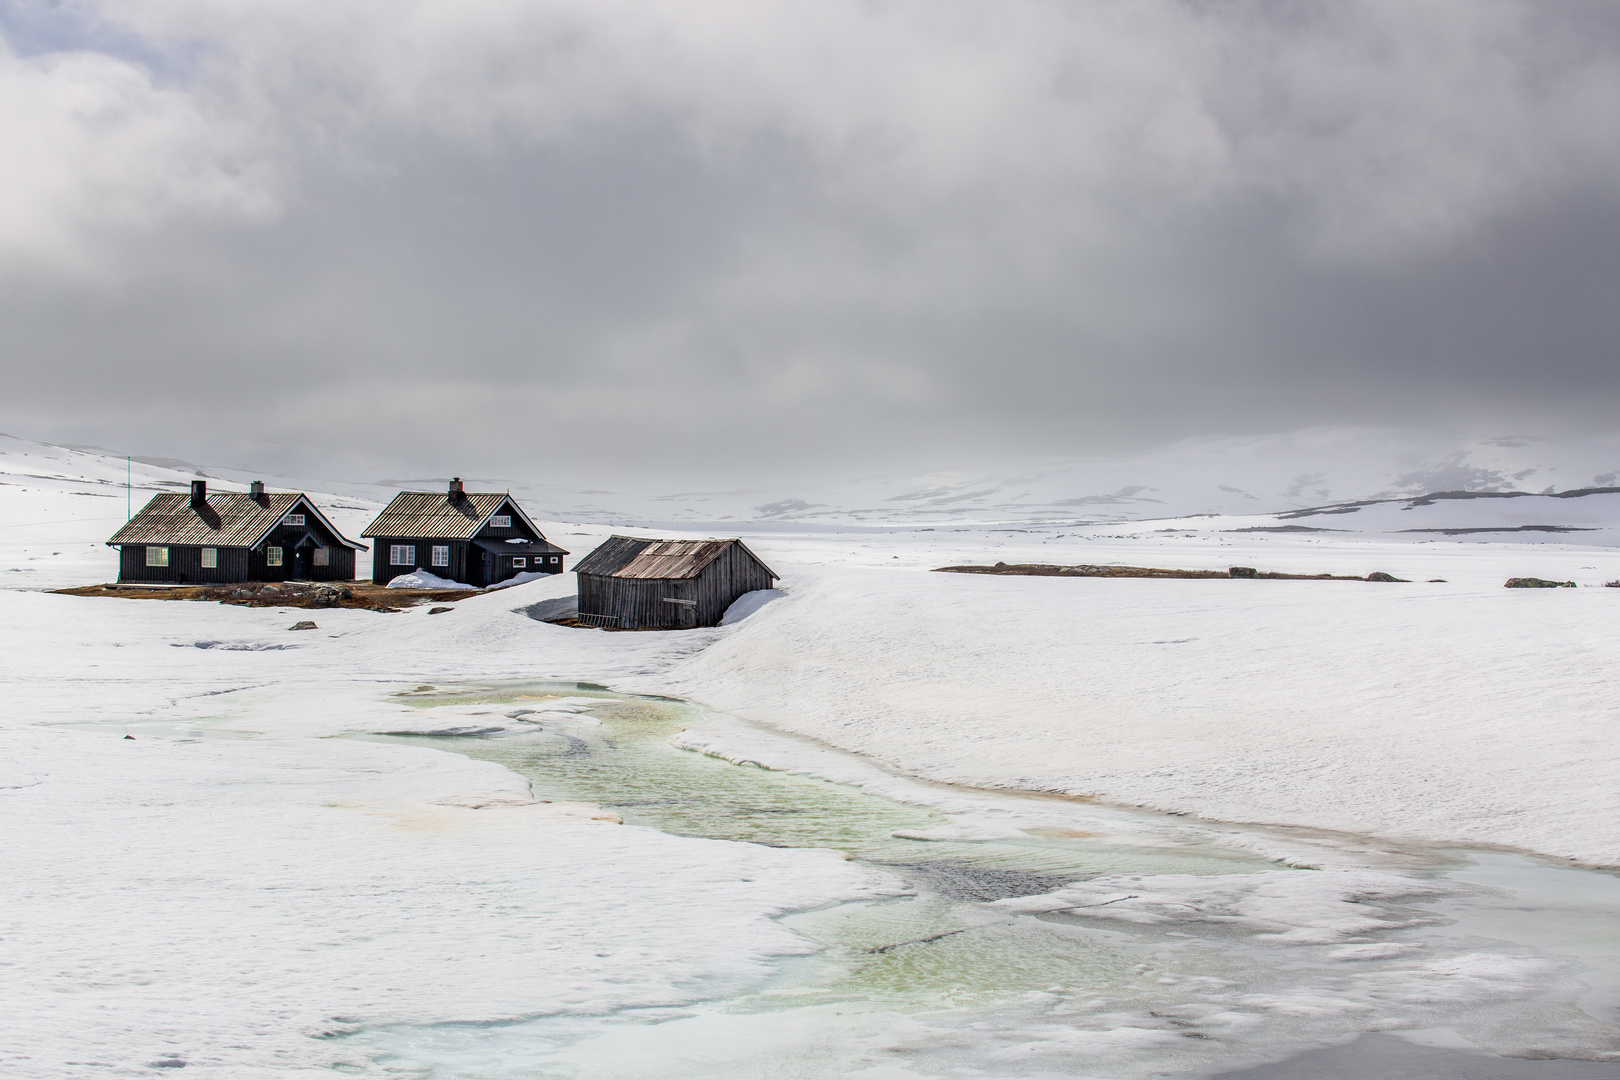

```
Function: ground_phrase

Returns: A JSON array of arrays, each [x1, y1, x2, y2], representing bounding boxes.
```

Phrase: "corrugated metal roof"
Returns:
[[106, 493, 364, 549], [574, 536, 775, 580], [361, 492, 537, 540]]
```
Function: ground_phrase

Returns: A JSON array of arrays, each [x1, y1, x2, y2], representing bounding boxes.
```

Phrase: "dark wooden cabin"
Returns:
[[107, 480, 364, 584], [361, 479, 568, 586], [573, 536, 777, 629]]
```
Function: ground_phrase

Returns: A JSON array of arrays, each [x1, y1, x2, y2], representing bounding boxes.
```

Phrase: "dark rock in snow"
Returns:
[[1228, 566, 1258, 578], [288, 620, 318, 630], [1505, 577, 1576, 588], [1365, 571, 1406, 582], [429, 606, 454, 615]]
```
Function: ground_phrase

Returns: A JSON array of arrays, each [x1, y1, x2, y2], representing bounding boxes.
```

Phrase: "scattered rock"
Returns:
[[232, 587, 253, 599], [312, 585, 352, 607], [288, 620, 318, 630], [260, 585, 281, 596], [123, 735, 135, 740], [1428, 579, 1448, 583], [1365, 571, 1406, 582], [1228, 566, 1258, 578], [1505, 577, 1576, 589], [428, 606, 454, 615], [1606, 581, 1620, 588]]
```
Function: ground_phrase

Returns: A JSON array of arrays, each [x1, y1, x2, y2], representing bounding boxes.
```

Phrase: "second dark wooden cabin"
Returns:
[[361, 479, 568, 586], [573, 536, 777, 629], [106, 480, 364, 584]]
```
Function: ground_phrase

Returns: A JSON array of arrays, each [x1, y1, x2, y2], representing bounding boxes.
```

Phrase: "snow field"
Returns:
[[0, 579, 895, 1078], [7, 432, 1620, 1074], [654, 561, 1620, 867]]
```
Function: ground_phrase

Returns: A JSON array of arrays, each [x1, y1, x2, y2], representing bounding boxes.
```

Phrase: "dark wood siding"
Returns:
[[119, 544, 253, 584], [258, 516, 360, 582], [474, 502, 538, 543], [371, 538, 473, 585]]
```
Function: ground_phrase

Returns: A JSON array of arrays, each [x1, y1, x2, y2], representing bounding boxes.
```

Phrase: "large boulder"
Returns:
[[1504, 577, 1576, 588]]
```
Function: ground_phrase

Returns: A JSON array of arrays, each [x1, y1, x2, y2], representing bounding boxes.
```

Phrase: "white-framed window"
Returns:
[[549, 556, 559, 564], [200, 548, 217, 569], [490, 515, 511, 528], [431, 545, 450, 567], [283, 513, 305, 526], [512, 557, 526, 568], [313, 547, 330, 567], [145, 546, 169, 567], [266, 546, 283, 567], [391, 544, 414, 566]]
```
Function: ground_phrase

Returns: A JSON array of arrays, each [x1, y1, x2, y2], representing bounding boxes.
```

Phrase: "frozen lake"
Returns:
[[343, 682, 1620, 1079]]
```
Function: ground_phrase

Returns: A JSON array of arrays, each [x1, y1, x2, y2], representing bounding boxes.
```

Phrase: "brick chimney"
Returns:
[[449, 477, 464, 501], [190, 480, 207, 508]]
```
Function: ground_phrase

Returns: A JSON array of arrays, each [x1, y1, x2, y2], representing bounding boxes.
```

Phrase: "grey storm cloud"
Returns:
[[2, 0, 1619, 481]]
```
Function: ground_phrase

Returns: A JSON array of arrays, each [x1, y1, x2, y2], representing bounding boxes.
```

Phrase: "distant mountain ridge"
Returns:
[[7, 428, 1620, 534]]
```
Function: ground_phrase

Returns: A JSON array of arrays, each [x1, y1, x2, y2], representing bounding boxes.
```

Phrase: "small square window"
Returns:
[[283, 513, 305, 526], [550, 556, 559, 564], [145, 546, 169, 568], [313, 547, 330, 567], [200, 548, 217, 569], [266, 546, 283, 567], [512, 557, 526, 568], [391, 544, 414, 566], [432, 545, 450, 567]]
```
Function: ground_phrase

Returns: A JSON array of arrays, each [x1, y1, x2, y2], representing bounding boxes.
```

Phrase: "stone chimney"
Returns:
[[449, 477, 464, 501], [250, 480, 266, 502], [190, 480, 207, 508]]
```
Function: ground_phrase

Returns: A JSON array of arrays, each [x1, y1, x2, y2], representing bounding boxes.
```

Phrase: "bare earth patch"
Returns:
[[934, 563, 1402, 581], [52, 581, 472, 612]]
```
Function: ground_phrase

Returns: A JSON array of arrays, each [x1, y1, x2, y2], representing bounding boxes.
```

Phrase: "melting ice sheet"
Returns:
[[342, 683, 1620, 1080]]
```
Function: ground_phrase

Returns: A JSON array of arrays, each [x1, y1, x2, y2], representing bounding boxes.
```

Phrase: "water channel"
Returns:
[[343, 681, 1620, 1079]]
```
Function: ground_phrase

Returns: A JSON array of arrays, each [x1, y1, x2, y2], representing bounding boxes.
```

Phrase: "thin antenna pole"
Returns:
[[126, 456, 131, 521]]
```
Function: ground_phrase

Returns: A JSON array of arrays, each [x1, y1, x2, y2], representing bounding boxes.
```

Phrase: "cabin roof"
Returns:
[[361, 492, 542, 540], [573, 536, 776, 581], [107, 493, 365, 550], [471, 537, 570, 556]]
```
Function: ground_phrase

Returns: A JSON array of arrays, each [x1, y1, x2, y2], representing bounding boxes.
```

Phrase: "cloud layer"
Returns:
[[3, 0, 1618, 479]]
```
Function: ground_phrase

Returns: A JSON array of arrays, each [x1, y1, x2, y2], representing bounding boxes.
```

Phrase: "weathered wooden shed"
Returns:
[[361, 479, 568, 587], [573, 536, 777, 629], [106, 480, 364, 584]]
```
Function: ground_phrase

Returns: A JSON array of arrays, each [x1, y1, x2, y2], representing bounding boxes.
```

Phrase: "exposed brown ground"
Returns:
[[52, 581, 473, 612], [934, 563, 1391, 581]]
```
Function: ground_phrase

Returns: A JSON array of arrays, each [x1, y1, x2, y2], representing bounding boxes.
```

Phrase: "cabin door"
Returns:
[[481, 550, 493, 586]]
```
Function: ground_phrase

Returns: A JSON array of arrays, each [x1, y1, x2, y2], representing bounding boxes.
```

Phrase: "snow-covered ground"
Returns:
[[4, 431, 1620, 1075]]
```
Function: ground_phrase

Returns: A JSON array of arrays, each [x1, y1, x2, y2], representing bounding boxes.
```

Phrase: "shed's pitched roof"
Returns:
[[574, 536, 776, 581], [107, 493, 365, 550], [361, 492, 543, 540]]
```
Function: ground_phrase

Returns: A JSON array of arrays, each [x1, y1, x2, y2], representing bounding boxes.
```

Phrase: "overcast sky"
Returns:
[[2, 0, 1618, 483]]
